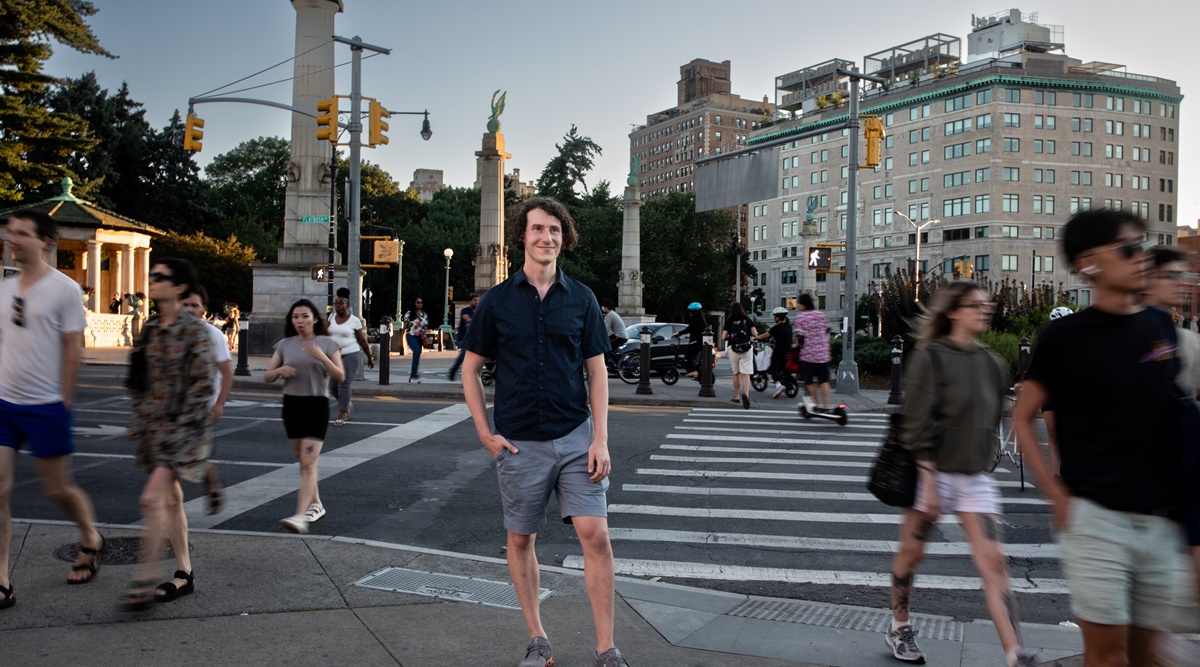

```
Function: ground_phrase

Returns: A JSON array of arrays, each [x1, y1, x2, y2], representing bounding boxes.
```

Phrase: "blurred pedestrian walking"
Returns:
[[326, 288, 373, 426]]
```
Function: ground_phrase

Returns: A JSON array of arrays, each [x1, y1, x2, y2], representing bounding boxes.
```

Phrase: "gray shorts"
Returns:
[[495, 419, 608, 535], [1059, 496, 1199, 631]]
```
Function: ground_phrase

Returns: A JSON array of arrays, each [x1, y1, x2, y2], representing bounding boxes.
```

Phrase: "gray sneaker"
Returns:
[[885, 625, 926, 663], [592, 647, 630, 667], [1012, 653, 1039, 667], [518, 636, 553, 667]]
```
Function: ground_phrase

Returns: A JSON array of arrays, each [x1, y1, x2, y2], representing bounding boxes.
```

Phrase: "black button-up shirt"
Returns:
[[463, 266, 609, 441]]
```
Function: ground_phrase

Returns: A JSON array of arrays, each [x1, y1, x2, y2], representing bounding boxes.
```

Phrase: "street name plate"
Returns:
[[300, 215, 330, 224]]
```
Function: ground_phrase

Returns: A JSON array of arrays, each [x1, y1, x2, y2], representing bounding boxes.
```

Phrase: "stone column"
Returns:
[[121, 246, 135, 306], [475, 128, 510, 295], [278, 0, 341, 265], [110, 247, 123, 301], [86, 240, 101, 312], [135, 248, 150, 317], [617, 181, 645, 317]]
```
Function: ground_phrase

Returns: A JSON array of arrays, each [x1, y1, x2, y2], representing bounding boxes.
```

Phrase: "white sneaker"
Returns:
[[304, 503, 326, 523], [885, 624, 926, 663], [280, 515, 309, 534], [408, 377, 421, 384], [772, 383, 785, 399]]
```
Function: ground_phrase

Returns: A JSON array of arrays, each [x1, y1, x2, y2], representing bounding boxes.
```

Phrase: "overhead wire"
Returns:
[[194, 53, 382, 100], [194, 39, 332, 99]]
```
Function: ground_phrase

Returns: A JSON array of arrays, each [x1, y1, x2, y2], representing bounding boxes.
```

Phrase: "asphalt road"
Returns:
[[11, 364, 1070, 625]]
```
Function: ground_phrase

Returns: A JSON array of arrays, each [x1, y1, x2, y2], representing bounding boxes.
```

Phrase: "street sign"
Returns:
[[310, 265, 332, 282], [373, 240, 400, 263], [300, 215, 331, 224], [807, 246, 833, 270]]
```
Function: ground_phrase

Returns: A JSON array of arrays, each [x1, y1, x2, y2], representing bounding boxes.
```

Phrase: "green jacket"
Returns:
[[901, 338, 1008, 474]]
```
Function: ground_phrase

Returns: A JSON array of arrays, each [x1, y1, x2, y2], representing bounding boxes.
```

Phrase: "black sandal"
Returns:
[[0, 582, 14, 610], [119, 579, 156, 612], [67, 533, 105, 585], [155, 570, 194, 603]]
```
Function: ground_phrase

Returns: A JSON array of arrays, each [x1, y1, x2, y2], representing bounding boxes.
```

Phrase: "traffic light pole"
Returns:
[[328, 146, 337, 312]]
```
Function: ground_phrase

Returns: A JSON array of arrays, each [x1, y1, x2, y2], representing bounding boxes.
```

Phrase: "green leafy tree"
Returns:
[[151, 231, 257, 311], [141, 110, 211, 233], [640, 192, 739, 321], [202, 136, 290, 260], [558, 181, 622, 302], [0, 0, 114, 204], [536, 124, 602, 207]]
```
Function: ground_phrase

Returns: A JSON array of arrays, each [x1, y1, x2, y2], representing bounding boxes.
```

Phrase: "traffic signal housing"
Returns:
[[368, 100, 390, 147], [953, 260, 975, 278], [807, 246, 833, 271], [861, 114, 884, 169], [183, 113, 204, 152], [316, 97, 339, 144]]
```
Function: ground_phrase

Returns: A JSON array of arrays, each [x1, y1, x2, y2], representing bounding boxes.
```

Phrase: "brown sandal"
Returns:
[[67, 534, 105, 585]]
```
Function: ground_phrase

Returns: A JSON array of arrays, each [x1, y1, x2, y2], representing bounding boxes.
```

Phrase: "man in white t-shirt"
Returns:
[[182, 285, 233, 516], [0, 210, 105, 607]]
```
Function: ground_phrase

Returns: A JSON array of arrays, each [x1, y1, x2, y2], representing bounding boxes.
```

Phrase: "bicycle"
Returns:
[[994, 387, 1024, 489]]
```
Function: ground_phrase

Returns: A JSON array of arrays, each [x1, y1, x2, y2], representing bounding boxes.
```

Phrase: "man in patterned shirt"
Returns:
[[794, 294, 833, 411]]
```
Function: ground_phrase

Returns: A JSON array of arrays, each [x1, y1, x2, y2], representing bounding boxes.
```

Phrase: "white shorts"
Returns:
[[727, 349, 753, 375], [913, 471, 1002, 515], [1058, 496, 1198, 631]]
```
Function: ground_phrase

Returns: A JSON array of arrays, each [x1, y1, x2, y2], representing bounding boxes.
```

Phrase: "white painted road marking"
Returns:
[[620, 483, 1047, 505]]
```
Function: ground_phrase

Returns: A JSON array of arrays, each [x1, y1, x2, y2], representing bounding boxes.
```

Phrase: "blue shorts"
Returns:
[[495, 419, 608, 535], [0, 398, 74, 458]]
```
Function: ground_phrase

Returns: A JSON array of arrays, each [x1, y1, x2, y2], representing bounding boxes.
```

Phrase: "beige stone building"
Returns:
[[409, 168, 445, 202], [745, 10, 1180, 320], [630, 59, 774, 200]]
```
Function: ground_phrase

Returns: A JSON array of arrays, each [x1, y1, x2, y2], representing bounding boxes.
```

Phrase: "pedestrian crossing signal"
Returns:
[[807, 246, 832, 271], [310, 265, 332, 282]]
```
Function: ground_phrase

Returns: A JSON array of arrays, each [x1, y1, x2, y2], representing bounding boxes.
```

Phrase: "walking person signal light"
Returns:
[[808, 246, 832, 270]]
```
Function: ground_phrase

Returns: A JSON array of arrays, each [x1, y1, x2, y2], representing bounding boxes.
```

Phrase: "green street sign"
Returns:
[[300, 215, 330, 224]]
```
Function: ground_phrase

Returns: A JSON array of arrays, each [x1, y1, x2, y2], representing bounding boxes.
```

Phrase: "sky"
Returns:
[[44, 0, 1200, 229]]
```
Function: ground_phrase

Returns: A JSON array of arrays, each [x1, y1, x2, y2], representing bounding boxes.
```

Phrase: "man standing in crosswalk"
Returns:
[[460, 197, 629, 667]]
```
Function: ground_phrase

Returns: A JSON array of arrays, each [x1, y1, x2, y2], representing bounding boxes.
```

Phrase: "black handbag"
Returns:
[[867, 350, 944, 507], [125, 317, 157, 394]]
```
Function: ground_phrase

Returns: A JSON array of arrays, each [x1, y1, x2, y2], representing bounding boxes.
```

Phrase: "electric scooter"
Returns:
[[797, 391, 849, 426]]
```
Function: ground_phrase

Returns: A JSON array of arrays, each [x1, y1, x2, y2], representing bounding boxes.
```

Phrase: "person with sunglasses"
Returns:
[[0, 210, 104, 609], [401, 297, 428, 383], [1015, 209, 1198, 664], [1144, 247, 1200, 397], [122, 257, 215, 611]]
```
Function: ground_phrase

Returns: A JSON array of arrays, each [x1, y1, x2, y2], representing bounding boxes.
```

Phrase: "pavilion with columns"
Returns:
[[0, 178, 164, 346]]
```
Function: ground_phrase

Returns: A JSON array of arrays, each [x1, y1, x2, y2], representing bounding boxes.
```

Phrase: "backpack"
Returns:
[[729, 320, 752, 353]]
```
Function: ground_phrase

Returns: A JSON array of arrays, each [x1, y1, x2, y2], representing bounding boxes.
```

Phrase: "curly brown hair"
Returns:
[[509, 197, 579, 252]]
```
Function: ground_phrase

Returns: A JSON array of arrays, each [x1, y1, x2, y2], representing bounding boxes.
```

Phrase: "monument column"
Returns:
[[617, 164, 653, 323], [474, 91, 510, 295], [85, 240, 101, 312]]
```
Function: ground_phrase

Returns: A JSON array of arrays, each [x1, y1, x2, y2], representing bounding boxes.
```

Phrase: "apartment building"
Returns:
[[630, 59, 774, 199], [744, 9, 1181, 319]]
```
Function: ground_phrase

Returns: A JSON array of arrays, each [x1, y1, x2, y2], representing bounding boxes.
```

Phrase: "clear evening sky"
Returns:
[[44, 1, 1199, 230]]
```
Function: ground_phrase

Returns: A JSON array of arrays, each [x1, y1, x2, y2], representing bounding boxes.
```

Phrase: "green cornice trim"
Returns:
[[748, 73, 1183, 146]]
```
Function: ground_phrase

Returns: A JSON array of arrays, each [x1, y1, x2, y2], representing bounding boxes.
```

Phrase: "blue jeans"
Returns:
[[328, 350, 360, 413], [406, 334, 422, 378], [450, 339, 466, 376]]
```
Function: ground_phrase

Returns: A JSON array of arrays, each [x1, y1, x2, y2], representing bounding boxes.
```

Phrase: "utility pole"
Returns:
[[835, 67, 887, 396]]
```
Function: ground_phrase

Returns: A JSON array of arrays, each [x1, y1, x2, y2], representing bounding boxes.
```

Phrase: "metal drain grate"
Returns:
[[353, 567, 553, 610], [726, 599, 964, 642]]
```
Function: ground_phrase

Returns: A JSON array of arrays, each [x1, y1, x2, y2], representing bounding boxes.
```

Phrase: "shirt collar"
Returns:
[[514, 265, 570, 294]]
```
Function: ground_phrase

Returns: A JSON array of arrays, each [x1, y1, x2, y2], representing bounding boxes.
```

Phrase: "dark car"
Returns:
[[615, 322, 689, 365]]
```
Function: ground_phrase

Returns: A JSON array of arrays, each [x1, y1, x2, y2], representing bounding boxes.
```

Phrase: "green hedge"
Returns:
[[830, 334, 894, 377]]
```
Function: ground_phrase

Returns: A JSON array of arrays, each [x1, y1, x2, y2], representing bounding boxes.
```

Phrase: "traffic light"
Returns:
[[183, 113, 204, 152], [953, 260, 975, 278], [316, 97, 338, 144], [861, 114, 884, 169], [368, 100, 390, 147], [807, 246, 833, 270]]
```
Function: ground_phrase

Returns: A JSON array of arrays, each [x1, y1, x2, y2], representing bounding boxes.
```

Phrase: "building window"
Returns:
[[975, 167, 991, 183], [945, 94, 972, 112], [944, 171, 970, 188], [1003, 194, 1019, 213], [1003, 137, 1020, 152], [781, 270, 797, 284], [1035, 90, 1056, 105], [975, 255, 990, 271], [943, 198, 971, 218], [1034, 139, 1055, 154], [1002, 255, 1019, 271], [976, 113, 992, 129], [976, 138, 991, 153], [945, 118, 973, 136], [1073, 93, 1094, 108], [945, 142, 971, 160], [1002, 225, 1019, 238], [1004, 113, 1021, 127], [977, 90, 992, 104], [944, 227, 971, 241], [1005, 89, 1021, 103], [975, 226, 990, 238], [975, 194, 991, 213], [1003, 167, 1020, 182], [714, 115, 722, 125], [872, 263, 891, 278]]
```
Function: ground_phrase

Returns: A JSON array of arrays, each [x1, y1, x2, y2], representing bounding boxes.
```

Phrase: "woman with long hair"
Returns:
[[722, 302, 757, 409], [326, 288, 373, 426], [885, 281, 1035, 666], [265, 299, 344, 534], [121, 258, 214, 611]]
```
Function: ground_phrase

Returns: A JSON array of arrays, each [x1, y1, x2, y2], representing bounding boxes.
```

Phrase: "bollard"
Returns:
[[1018, 337, 1032, 379], [698, 326, 716, 398], [636, 325, 653, 395], [234, 314, 251, 376], [887, 335, 904, 405], [378, 316, 391, 385]]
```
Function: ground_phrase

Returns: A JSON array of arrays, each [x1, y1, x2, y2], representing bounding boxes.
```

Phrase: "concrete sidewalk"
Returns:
[[83, 346, 898, 413], [2, 522, 1086, 666]]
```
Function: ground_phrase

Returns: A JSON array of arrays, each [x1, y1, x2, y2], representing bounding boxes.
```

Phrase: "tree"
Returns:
[[640, 192, 739, 321], [202, 136, 290, 260], [536, 125, 602, 207], [141, 110, 210, 233], [558, 181, 622, 303], [151, 231, 257, 312], [0, 0, 114, 204]]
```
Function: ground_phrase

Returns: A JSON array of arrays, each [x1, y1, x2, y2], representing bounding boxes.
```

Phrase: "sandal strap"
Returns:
[[78, 534, 106, 556], [173, 570, 194, 583], [71, 563, 97, 574], [0, 582, 11, 597]]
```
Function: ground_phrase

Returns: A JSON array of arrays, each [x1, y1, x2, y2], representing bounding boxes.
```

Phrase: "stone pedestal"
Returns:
[[247, 264, 344, 354], [474, 131, 510, 295]]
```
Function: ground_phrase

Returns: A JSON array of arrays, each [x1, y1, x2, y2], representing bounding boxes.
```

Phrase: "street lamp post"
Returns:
[[894, 211, 939, 303], [441, 247, 454, 351]]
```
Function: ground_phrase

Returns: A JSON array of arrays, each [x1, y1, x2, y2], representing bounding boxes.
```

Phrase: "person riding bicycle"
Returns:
[[755, 307, 794, 398], [671, 302, 707, 378], [600, 299, 628, 368]]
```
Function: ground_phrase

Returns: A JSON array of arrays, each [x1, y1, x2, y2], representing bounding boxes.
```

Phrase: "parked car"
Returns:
[[616, 323, 688, 362]]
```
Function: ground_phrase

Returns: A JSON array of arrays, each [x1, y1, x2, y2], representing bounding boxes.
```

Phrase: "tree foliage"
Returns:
[[535, 125, 602, 207], [640, 192, 739, 321], [0, 0, 115, 204], [151, 231, 257, 312], [203, 136, 290, 260]]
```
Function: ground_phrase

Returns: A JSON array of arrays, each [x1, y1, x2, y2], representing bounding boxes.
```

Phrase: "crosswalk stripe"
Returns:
[[635, 467, 1035, 488], [606, 527, 1059, 559], [620, 483, 1048, 505], [648, 453, 1011, 474], [661, 444, 878, 457], [610, 503, 932, 524], [561, 557, 1068, 593], [669, 432, 885, 446], [690, 408, 890, 420], [683, 419, 887, 431]]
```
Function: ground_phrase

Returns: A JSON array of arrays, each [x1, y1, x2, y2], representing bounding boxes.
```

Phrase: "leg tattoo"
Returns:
[[891, 572, 914, 617], [913, 519, 935, 542], [1001, 590, 1023, 645]]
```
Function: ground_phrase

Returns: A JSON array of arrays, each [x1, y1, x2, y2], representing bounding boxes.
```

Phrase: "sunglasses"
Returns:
[[1160, 270, 1199, 283], [148, 271, 176, 283], [12, 295, 24, 327], [961, 300, 996, 311], [1086, 240, 1151, 261]]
